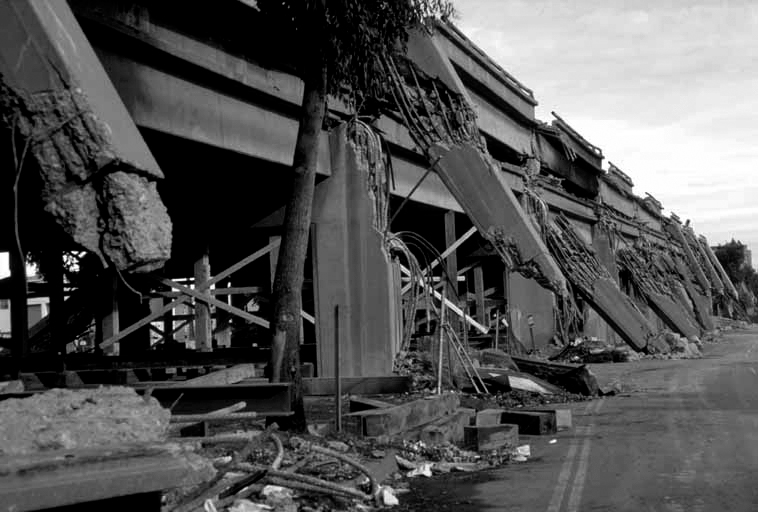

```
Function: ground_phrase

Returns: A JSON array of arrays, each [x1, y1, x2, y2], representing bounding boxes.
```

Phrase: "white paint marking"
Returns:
[[546, 401, 593, 512], [750, 367, 756, 376], [565, 399, 604, 512]]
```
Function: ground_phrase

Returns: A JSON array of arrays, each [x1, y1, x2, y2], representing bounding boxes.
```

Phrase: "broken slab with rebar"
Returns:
[[0, 0, 171, 272], [343, 393, 460, 438]]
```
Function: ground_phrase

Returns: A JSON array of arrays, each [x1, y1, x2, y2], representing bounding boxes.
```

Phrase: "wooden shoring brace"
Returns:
[[399, 264, 488, 334], [401, 226, 477, 295], [99, 240, 281, 349]]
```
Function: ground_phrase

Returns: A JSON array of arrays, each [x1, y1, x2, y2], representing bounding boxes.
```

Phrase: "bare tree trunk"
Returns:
[[269, 50, 327, 431]]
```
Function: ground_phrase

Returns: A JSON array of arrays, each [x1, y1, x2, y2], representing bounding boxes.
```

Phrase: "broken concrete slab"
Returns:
[[464, 424, 519, 452], [475, 408, 506, 427], [475, 368, 563, 395], [512, 356, 600, 396], [0, 0, 171, 272], [417, 408, 476, 445], [500, 410, 557, 436], [344, 393, 460, 438]]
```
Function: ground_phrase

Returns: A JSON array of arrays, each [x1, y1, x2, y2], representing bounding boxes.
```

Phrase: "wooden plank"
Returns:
[[474, 265, 486, 325], [402, 226, 476, 294], [399, 264, 488, 334], [303, 376, 411, 396], [149, 286, 265, 298], [215, 279, 232, 348], [344, 393, 460, 437], [154, 277, 269, 328], [162, 297, 174, 345], [194, 247, 212, 351]]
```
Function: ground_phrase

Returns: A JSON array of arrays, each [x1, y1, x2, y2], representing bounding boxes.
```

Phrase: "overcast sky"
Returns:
[[456, 0, 758, 266]]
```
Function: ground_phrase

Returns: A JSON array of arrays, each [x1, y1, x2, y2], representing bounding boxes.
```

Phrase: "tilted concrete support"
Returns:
[[585, 224, 620, 345], [664, 219, 711, 297], [405, 32, 566, 295], [310, 124, 398, 377], [672, 255, 715, 331], [0, 0, 171, 272], [427, 143, 565, 293], [700, 235, 740, 302], [683, 227, 724, 296]]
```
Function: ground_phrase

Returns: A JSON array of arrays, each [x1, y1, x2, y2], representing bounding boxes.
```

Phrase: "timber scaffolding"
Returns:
[[0, 0, 745, 402]]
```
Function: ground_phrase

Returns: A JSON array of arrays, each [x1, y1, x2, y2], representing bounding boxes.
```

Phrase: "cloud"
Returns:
[[455, 0, 758, 266]]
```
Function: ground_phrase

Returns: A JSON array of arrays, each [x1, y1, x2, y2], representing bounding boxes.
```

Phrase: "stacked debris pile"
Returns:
[[0, 386, 170, 455], [645, 331, 703, 360], [394, 350, 438, 391], [550, 338, 641, 364]]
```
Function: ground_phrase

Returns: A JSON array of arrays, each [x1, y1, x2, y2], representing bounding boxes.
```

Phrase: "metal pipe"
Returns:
[[436, 290, 447, 394]]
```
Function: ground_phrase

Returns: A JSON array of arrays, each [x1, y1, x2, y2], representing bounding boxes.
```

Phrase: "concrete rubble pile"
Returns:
[[0, 1, 171, 272], [0, 386, 170, 455]]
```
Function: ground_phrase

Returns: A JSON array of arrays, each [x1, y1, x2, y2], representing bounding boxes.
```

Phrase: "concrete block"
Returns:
[[344, 393, 460, 437], [475, 408, 505, 426], [500, 410, 556, 435], [418, 408, 476, 445], [464, 424, 519, 452]]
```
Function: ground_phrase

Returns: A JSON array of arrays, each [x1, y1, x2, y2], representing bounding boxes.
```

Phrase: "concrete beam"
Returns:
[[434, 24, 537, 119], [95, 49, 333, 176]]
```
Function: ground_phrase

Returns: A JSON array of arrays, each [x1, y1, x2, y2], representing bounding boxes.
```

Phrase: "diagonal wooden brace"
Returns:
[[99, 240, 281, 349]]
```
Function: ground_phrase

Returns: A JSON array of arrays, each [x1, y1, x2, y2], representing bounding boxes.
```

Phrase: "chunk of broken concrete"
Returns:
[[464, 423, 519, 452], [500, 410, 556, 436]]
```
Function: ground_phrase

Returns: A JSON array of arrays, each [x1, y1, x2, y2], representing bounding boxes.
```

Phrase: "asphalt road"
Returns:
[[400, 326, 758, 512]]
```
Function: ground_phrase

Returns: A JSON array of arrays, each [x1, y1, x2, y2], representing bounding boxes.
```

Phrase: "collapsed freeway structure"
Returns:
[[0, 1, 741, 388]]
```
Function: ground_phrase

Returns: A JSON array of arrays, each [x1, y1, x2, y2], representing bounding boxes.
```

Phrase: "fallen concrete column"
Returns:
[[616, 247, 701, 339], [671, 254, 715, 331], [546, 215, 656, 352], [427, 143, 566, 294], [388, 32, 566, 296], [664, 218, 710, 296], [0, 0, 171, 272], [700, 235, 740, 302], [683, 226, 724, 296]]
